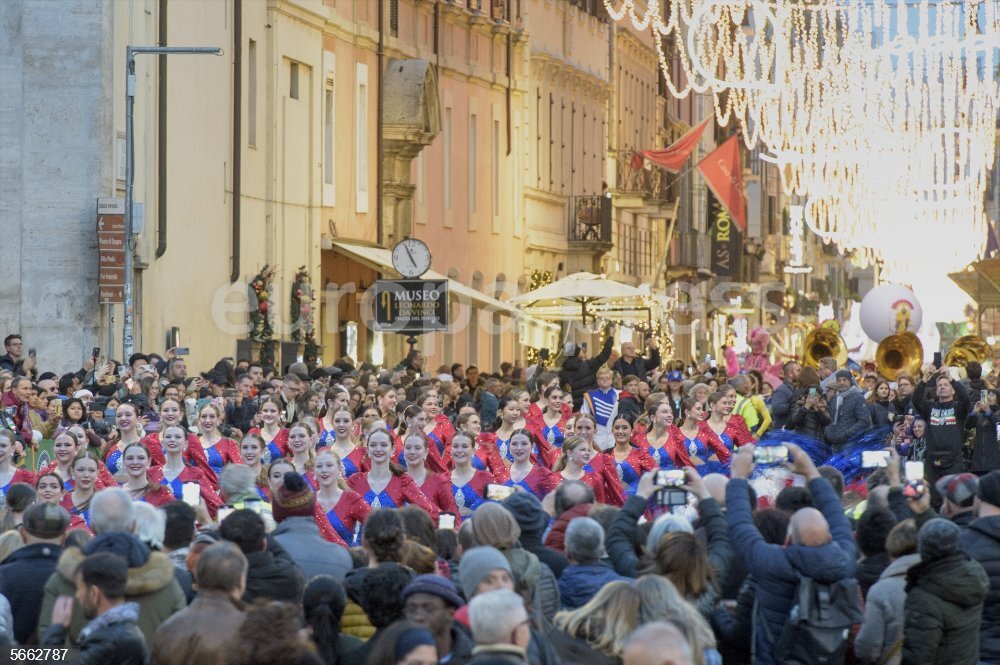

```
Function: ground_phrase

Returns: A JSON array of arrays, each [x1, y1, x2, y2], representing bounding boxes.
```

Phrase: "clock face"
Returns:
[[391, 238, 432, 278]]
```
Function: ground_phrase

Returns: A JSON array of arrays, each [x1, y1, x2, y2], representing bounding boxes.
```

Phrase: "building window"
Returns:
[[290, 61, 300, 100], [444, 107, 452, 210], [356, 63, 369, 213], [322, 52, 335, 206], [248, 40, 257, 146], [469, 114, 478, 215]]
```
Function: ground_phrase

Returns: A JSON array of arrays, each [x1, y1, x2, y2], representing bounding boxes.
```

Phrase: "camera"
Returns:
[[753, 445, 789, 465]]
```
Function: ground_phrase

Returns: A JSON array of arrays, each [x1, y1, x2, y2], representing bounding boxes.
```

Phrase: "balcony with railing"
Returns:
[[613, 151, 679, 210], [568, 195, 613, 246]]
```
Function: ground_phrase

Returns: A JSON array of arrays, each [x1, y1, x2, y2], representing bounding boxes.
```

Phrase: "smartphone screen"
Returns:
[[655, 469, 686, 487], [486, 484, 515, 501], [181, 482, 201, 507], [861, 450, 890, 468], [753, 445, 789, 465], [982, 390, 989, 403], [438, 513, 456, 530], [175, 347, 190, 356], [904, 461, 924, 482], [217, 505, 235, 522]]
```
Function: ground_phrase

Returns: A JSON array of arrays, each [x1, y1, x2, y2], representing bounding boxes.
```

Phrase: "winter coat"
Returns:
[[960, 515, 1000, 663], [41, 602, 148, 665], [0, 542, 63, 644], [341, 567, 376, 640], [725, 477, 856, 665], [39, 534, 186, 645], [866, 400, 895, 427], [966, 408, 1000, 474], [560, 337, 614, 410], [519, 530, 569, 579], [825, 385, 871, 448], [902, 553, 988, 665], [547, 628, 621, 665], [612, 347, 661, 380], [856, 551, 892, 599], [270, 516, 353, 582], [786, 398, 831, 443], [150, 590, 244, 665], [468, 644, 530, 665], [768, 381, 796, 430], [544, 504, 592, 554], [242, 535, 305, 603], [854, 553, 920, 665], [711, 576, 755, 665], [504, 548, 560, 623], [557, 563, 627, 609]]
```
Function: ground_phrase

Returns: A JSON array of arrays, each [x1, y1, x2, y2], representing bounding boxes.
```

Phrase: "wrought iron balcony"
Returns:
[[614, 151, 678, 206], [568, 195, 613, 245]]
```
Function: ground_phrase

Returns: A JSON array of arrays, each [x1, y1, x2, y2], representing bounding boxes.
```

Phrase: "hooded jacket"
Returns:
[[961, 515, 1000, 663], [902, 553, 988, 665], [42, 602, 148, 665], [271, 515, 352, 582], [0, 542, 63, 644], [825, 381, 871, 447], [854, 553, 920, 665], [559, 337, 614, 410], [38, 533, 186, 645], [726, 477, 856, 665]]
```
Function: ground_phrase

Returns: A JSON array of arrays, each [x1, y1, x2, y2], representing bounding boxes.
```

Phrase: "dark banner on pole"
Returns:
[[709, 191, 741, 278], [374, 280, 449, 333]]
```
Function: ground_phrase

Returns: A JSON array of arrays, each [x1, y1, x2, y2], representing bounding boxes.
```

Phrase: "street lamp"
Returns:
[[124, 45, 223, 360]]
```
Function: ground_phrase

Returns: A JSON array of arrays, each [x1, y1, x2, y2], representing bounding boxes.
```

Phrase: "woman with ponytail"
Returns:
[[668, 397, 730, 474], [324, 408, 368, 479], [247, 396, 289, 464], [555, 435, 626, 506], [401, 433, 461, 524], [119, 442, 174, 507], [303, 575, 361, 664], [455, 413, 506, 480], [499, 429, 559, 501], [315, 449, 370, 547], [287, 421, 318, 489], [448, 433, 493, 516], [393, 403, 447, 473], [605, 414, 657, 497], [418, 390, 455, 468]]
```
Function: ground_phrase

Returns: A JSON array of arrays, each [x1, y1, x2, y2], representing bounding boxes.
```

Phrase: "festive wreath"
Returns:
[[290, 266, 320, 363], [249, 264, 278, 367]]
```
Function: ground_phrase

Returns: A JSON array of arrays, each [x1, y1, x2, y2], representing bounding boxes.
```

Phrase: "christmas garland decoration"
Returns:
[[249, 265, 278, 368], [290, 266, 320, 363]]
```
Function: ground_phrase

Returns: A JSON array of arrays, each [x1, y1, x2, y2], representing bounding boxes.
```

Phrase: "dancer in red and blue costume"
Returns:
[[139, 399, 195, 467], [59, 450, 102, 534], [0, 429, 35, 502], [314, 449, 371, 547], [491, 396, 555, 467], [41, 430, 114, 491], [498, 430, 559, 501], [154, 425, 223, 516], [556, 435, 626, 506], [392, 405, 448, 473], [239, 433, 271, 501], [527, 386, 573, 454], [401, 432, 462, 524], [287, 421, 319, 490], [316, 386, 352, 448], [526, 372, 573, 429], [185, 402, 242, 485], [118, 442, 176, 508], [455, 413, 507, 480], [322, 408, 369, 479], [247, 397, 289, 465], [347, 427, 439, 518], [632, 400, 684, 470], [571, 413, 628, 504], [604, 415, 657, 496], [702, 389, 754, 455], [35, 472, 65, 506], [448, 433, 493, 516], [669, 398, 731, 474], [104, 402, 147, 476], [417, 390, 456, 468]]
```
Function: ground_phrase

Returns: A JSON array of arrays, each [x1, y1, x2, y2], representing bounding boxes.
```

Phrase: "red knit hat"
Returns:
[[272, 472, 316, 522]]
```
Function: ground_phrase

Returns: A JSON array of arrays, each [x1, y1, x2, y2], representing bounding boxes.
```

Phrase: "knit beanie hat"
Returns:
[[918, 518, 962, 561], [977, 470, 1000, 508], [503, 491, 549, 536], [646, 513, 694, 553], [458, 546, 513, 598], [272, 472, 316, 523]]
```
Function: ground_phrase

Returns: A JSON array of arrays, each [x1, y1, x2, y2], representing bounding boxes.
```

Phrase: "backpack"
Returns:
[[772, 574, 863, 665]]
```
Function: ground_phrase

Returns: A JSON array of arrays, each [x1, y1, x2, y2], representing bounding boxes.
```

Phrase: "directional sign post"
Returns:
[[97, 198, 126, 303]]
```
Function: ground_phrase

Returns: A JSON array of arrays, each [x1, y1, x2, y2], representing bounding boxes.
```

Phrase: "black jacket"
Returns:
[[0, 542, 63, 644], [786, 393, 831, 443], [903, 553, 988, 665], [559, 337, 613, 410], [611, 347, 661, 380], [966, 408, 1000, 474], [912, 379, 971, 474], [42, 604, 149, 665], [856, 551, 892, 600], [242, 536, 305, 603], [961, 515, 1000, 663], [518, 531, 569, 579]]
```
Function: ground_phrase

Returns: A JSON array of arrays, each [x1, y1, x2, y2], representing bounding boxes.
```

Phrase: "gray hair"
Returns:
[[623, 621, 694, 665], [469, 589, 528, 646], [565, 517, 604, 565], [90, 488, 136, 535], [219, 464, 258, 502], [132, 502, 166, 550]]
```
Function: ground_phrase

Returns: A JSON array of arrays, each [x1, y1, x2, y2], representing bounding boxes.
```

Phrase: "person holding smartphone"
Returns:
[[967, 388, 1000, 475], [912, 367, 971, 484], [785, 369, 831, 444]]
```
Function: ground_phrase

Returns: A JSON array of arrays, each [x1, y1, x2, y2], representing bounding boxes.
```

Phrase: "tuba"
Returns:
[[875, 332, 924, 381], [944, 335, 990, 368], [802, 327, 848, 369]]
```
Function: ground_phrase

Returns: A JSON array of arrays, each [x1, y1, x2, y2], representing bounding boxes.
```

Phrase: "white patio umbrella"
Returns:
[[508, 272, 663, 326]]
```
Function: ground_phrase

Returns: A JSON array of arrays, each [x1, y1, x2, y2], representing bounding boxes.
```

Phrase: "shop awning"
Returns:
[[328, 239, 560, 347], [950, 258, 1000, 309]]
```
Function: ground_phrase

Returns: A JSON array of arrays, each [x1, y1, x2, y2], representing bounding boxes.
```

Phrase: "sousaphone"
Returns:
[[875, 332, 923, 381], [944, 335, 990, 368]]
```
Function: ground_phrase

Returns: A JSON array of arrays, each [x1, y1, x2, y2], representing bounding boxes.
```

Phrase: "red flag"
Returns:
[[638, 117, 712, 173], [697, 134, 747, 232]]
